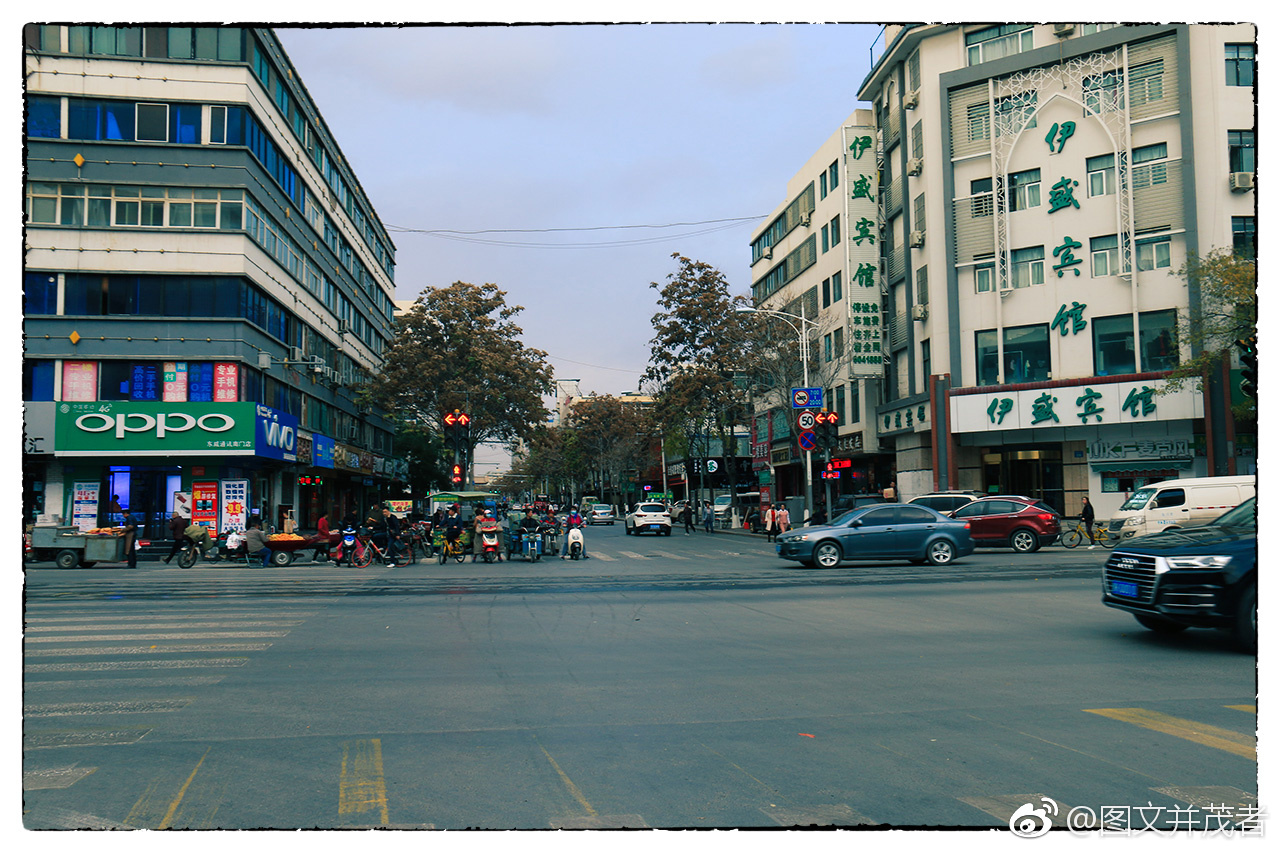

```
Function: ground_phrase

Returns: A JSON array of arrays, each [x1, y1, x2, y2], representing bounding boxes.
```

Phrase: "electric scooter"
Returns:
[[563, 521, 586, 560], [479, 523, 502, 563]]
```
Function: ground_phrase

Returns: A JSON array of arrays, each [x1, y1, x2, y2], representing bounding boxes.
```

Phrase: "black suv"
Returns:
[[1101, 497, 1256, 652]]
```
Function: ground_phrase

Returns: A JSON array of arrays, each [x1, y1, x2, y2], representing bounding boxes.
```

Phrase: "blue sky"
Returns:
[[276, 24, 884, 402]]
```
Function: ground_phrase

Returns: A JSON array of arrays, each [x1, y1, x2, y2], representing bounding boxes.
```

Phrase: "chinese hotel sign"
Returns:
[[950, 379, 1201, 435], [843, 124, 884, 379]]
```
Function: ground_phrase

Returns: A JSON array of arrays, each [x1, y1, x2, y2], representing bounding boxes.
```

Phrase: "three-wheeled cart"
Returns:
[[262, 534, 327, 566], [30, 525, 128, 569]]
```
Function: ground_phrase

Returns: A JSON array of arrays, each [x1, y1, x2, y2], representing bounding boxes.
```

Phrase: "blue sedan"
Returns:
[[776, 504, 975, 568]]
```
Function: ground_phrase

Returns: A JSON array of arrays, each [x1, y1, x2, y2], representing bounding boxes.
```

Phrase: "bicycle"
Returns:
[[1060, 519, 1116, 549], [437, 534, 466, 564]]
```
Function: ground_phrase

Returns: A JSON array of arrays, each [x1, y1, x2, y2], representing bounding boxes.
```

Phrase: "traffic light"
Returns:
[[814, 410, 839, 447], [451, 463, 463, 485], [1237, 335, 1257, 398]]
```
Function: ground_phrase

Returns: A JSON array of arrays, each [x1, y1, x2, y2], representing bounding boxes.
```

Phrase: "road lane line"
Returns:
[[618, 551, 649, 560], [538, 744, 597, 818], [588, 552, 617, 561], [26, 621, 304, 631], [25, 699, 193, 717], [1226, 705, 1256, 714], [26, 631, 290, 642], [1084, 708, 1256, 761], [158, 747, 211, 829], [23, 766, 97, 790], [25, 658, 250, 672], [25, 675, 226, 689], [651, 551, 689, 560], [339, 739, 389, 825], [960, 794, 1085, 828], [25, 643, 273, 657]]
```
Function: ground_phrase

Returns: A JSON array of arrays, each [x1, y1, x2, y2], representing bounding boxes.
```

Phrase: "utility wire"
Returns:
[[384, 215, 766, 249]]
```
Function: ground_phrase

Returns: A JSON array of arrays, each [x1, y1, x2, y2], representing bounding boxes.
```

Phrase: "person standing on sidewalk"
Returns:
[[122, 509, 139, 568], [776, 504, 791, 536], [764, 504, 778, 542], [702, 501, 714, 533], [1081, 496, 1097, 549]]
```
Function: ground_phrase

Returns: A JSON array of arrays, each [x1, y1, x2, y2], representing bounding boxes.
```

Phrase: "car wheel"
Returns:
[[1134, 613, 1188, 634], [813, 541, 843, 568], [926, 539, 955, 566], [663, 528, 671, 536], [271, 550, 293, 567], [55, 550, 80, 569], [1010, 528, 1040, 553], [1232, 584, 1257, 653]]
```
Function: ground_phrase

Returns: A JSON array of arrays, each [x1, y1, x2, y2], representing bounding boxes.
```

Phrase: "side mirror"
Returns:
[[849, 518, 862, 528]]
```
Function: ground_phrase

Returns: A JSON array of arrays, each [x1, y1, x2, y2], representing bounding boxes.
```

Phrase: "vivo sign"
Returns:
[[255, 404, 299, 462]]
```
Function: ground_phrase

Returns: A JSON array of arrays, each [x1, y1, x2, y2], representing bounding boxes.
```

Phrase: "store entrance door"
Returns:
[[1003, 449, 1064, 515]]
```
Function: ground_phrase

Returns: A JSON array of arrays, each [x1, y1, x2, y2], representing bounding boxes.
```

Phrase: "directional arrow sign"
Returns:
[[797, 430, 818, 452]]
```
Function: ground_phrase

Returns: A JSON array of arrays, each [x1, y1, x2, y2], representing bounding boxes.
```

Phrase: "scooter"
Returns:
[[332, 524, 364, 566], [563, 522, 586, 560], [478, 524, 502, 563], [520, 528, 542, 562]]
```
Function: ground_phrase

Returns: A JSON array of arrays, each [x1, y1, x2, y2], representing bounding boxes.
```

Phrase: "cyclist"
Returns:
[[442, 505, 464, 557], [374, 505, 404, 566], [181, 520, 214, 563]]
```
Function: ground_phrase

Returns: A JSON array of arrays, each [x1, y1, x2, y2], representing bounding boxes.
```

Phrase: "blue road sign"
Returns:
[[797, 430, 818, 452], [791, 387, 823, 408]]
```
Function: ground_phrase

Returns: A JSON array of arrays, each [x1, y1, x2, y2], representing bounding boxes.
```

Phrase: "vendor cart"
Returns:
[[31, 525, 128, 569], [263, 534, 326, 566]]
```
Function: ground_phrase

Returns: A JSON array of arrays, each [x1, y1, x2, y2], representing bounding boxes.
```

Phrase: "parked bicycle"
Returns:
[[1060, 519, 1116, 549]]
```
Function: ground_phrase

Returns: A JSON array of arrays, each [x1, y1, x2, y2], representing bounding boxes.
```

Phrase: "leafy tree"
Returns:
[[365, 281, 555, 469], [1159, 248, 1257, 418], [567, 394, 654, 507], [508, 425, 586, 503], [644, 254, 755, 503], [391, 423, 451, 495]]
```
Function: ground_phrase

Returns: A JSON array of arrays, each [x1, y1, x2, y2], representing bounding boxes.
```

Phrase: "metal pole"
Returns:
[[800, 302, 813, 524]]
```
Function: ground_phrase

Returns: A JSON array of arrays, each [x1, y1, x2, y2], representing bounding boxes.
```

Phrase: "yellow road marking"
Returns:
[[158, 747, 211, 829], [338, 739, 389, 825], [1226, 705, 1257, 714], [1085, 708, 1256, 761], [538, 744, 597, 817]]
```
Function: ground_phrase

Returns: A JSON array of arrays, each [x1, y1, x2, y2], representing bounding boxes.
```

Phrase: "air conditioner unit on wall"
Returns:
[[912, 305, 928, 321], [906, 158, 923, 176], [289, 347, 304, 363], [1053, 23, 1075, 37], [311, 356, 326, 374], [763, 247, 773, 260], [1230, 172, 1255, 192], [909, 230, 926, 248], [799, 213, 811, 227], [903, 90, 919, 110]]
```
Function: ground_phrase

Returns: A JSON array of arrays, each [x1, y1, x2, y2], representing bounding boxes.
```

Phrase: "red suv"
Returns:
[[948, 496, 1061, 553]]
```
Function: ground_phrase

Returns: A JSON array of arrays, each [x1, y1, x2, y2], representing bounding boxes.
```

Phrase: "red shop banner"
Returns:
[[192, 480, 219, 536]]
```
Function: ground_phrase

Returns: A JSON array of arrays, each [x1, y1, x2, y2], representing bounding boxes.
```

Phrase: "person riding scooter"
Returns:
[[476, 511, 503, 562], [561, 510, 589, 560]]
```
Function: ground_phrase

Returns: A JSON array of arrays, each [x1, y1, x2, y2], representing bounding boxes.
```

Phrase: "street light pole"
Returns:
[[737, 304, 815, 524]]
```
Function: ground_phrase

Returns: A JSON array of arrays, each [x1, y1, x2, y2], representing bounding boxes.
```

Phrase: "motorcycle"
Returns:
[[563, 521, 586, 560], [332, 524, 366, 567], [478, 523, 502, 563], [538, 521, 559, 557], [517, 526, 542, 562]]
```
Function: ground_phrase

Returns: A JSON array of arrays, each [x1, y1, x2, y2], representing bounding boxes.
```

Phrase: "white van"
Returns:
[[712, 492, 761, 525], [1108, 475, 1256, 541]]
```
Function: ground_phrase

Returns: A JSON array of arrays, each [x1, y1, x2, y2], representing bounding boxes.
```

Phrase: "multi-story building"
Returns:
[[748, 108, 895, 517], [22, 25, 406, 540], [855, 23, 1255, 517]]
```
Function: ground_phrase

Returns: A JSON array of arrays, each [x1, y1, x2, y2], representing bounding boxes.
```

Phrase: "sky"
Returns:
[[274, 23, 885, 399]]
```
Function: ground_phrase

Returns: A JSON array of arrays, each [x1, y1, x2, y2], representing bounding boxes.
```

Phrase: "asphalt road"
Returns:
[[22, 524, 1258, 832]]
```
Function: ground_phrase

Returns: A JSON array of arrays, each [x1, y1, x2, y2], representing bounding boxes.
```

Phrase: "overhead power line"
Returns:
[[384, 215, 767, 249]]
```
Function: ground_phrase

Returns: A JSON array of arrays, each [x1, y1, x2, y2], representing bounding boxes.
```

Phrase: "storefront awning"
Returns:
[[1090, 460, 1190, 475]]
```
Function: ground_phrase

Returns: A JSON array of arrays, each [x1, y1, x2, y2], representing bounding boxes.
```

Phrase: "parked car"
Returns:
[[625, 502, 672, 536], [833, 494, 887, 513], [908, 490, 987, 514], [712, 492, 761, 525], [1107, 475, 1255, 543], [948, 495, 1060, 553], [775, 504, 974, 568], [587, 504, 615, 525], [1101, 497, 1256, 652]]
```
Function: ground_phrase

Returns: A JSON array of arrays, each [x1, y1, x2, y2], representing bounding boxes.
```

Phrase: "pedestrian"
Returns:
[[776, 504, 791, 535], [121, 508, 139, 568], [1081, 496, 1097, 549], [882, 480, 897, 502], [765, 504, 778, 542], [163, 511, 188, 563], [702, 501, 714, 533], [108, 494, 124, 521], [244, 518, 272, 566], [315, 512, 331, 562]]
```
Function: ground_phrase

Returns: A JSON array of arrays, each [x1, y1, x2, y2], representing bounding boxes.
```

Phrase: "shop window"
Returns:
[[1140, 309, 1178, 371]]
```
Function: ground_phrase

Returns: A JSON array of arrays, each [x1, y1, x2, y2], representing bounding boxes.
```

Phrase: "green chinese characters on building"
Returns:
[[1052, 237, 1083, 277], [1051, 301, 1087, 336], [848, 135, 873, 160], [854, 262, 876, 288], [851, 174, 875, 201], [1075, 387, 1105, 423], [1031, 392, 1059, 425], [987, 397, 1013, 425], [852, 217, 877, 246], [1044, 121, 1076, 153], [1047, 176, 1081, 213], [1122, 386, 1157, 418]]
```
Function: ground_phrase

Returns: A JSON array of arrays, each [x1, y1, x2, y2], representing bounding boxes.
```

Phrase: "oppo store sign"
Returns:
[[56, 402, 258, 456]]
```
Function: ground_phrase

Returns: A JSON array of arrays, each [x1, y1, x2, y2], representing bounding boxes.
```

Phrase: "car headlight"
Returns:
[[1163, 555, 1233, 570], [1124, 516, 1145, 527]]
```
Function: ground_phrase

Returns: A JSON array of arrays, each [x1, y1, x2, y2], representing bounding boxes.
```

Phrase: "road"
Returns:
[[22, 524, 1258, 832]]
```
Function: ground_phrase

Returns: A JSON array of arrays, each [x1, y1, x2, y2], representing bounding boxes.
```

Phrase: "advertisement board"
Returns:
[[843, 123, 884, 379], [254, 405, 298, 462], [220, 479, 249, 533], [312, 434, 335, 469], [71, 481, 100, 532], [192, 481, 219, 535], [55, 402, 257, 456]]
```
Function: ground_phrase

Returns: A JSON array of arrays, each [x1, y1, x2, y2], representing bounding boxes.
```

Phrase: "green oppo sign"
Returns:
[[54, 401, 258, 456]]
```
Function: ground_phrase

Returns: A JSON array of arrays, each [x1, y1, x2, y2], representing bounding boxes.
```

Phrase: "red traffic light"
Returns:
[[457, 412, 470, 426], [814, 411, 838, 425], [451, 463, 463, 484], [444, 411, 472, 427]]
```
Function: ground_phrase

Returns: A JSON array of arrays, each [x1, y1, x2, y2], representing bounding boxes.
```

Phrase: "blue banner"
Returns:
[[253, 404, 298, 462], [312, 434, 335, 469]]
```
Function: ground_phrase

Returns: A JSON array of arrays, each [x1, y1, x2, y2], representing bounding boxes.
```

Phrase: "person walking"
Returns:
[[163, 511, 188, 563], [122, 508, 139, 568], [682, 503, 694, 535], [702, 501, 714, 533], [882, 480, 897, 502], [764, 504, 778, 542], [1081, 496, 1097, 549], [776, 504, 791, 536]]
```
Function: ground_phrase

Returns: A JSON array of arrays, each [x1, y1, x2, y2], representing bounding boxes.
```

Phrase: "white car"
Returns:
[[625, 502, 672, 536], [588, 504, 615, 525]]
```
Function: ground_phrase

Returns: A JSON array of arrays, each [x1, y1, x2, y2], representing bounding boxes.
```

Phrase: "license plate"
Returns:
[[649, 524, 662, 531], [775, 545, 782, 554], [1110, 580, 1139, 598]]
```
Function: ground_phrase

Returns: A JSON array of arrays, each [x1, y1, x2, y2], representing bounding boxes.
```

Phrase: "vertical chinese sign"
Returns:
[[843, 124, 883, 379], [163, 362, 188, 402], [220, 479, 249, 533], [72, 481, 100, 531], [192, 481, 219, 536], [214, 363, 239, 402], [62, 361, 98, 402]]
